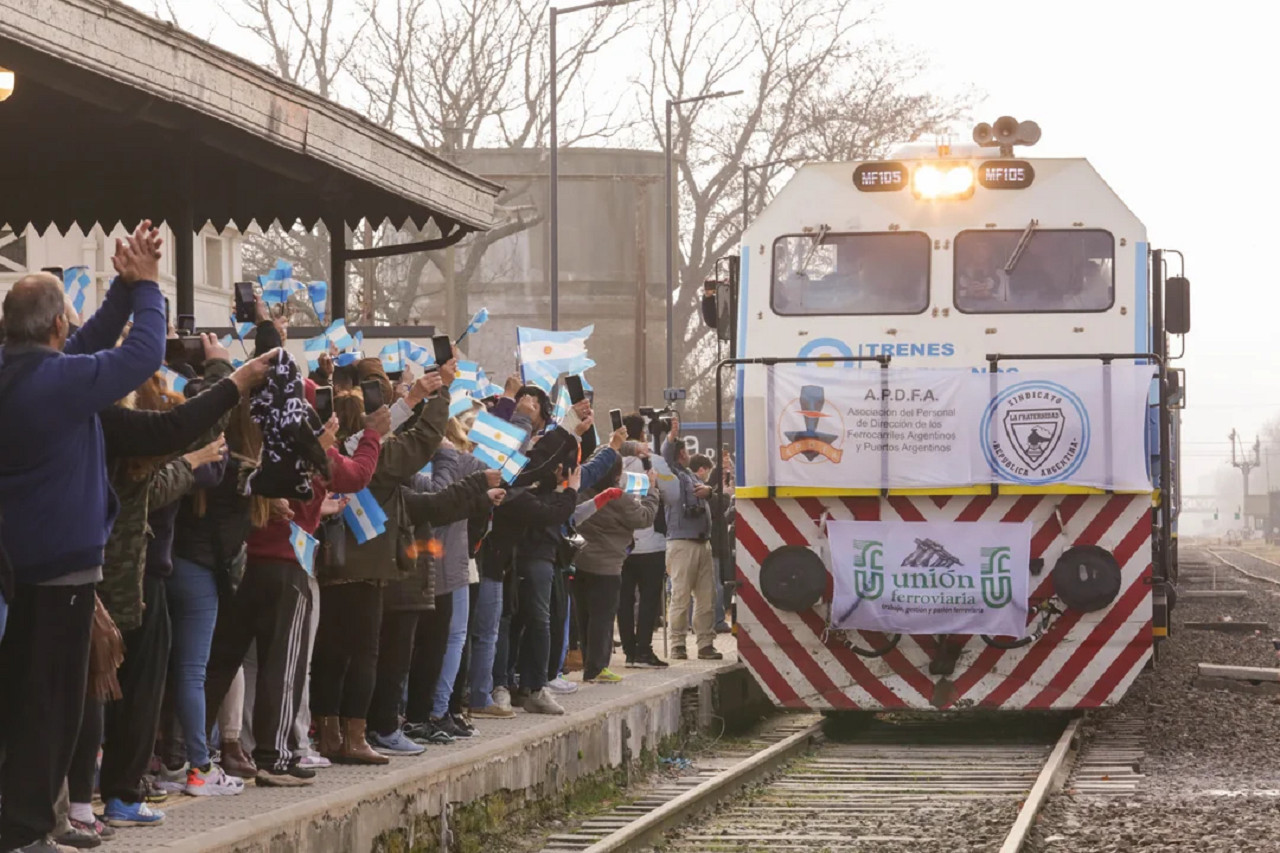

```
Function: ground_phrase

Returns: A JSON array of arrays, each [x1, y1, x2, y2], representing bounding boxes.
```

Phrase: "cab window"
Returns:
[[954, 229, 1115, 313], [771, 231, 930, 316]]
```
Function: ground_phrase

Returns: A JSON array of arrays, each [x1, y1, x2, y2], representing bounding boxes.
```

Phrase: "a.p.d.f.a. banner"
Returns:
[[826, 519, 1032, 637]]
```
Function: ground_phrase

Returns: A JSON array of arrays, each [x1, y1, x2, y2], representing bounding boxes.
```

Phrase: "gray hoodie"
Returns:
[[575, 484, 659, 576]]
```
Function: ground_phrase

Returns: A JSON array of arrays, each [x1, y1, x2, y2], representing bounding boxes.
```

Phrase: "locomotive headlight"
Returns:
[[913, 164, 975, 200]]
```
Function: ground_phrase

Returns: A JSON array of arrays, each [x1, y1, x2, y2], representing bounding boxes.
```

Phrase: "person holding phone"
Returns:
[[309, 362, 452, 765]]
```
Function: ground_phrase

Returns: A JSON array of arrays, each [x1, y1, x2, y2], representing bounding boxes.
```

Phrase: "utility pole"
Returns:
[[1231, 429, 1261, 529]]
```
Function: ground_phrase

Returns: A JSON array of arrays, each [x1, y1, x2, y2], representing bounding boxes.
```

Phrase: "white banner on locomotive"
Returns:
[[768, 363, 1155, 491], [826, 520, 1033, 637]]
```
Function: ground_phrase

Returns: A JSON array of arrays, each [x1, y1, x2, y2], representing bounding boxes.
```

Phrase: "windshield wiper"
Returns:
[[1003, 218, 1039, 274], [796, 224, 830, 276]]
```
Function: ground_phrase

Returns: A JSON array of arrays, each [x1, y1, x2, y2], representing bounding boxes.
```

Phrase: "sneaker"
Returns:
[[255, 764, 317, 787], [635, 650, 670, 668], [547, 675, 579, 695], [185, 764, 245, 797], [671, 647, 688, 660], [298, 754, 332, 768], [155, 762, 188, 794], [405, 720, 455, 745], [449, 713, 477, 738], [491, 686, 514, 712], [585, 668, 623, 684], [14, 839, 81, 853], [697, 646, 724, 660], [510, 688, 529, 709], [103, 798, 166, 827], [470, 702, 516, 719], [523, 688, 565, 715], [141, 776, 169, 804], [53, 825, 100, 850], [368, 728, 426, 756]]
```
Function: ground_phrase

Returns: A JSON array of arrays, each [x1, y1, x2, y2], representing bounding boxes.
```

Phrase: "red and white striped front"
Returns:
[[734, 494, 1153, 711]]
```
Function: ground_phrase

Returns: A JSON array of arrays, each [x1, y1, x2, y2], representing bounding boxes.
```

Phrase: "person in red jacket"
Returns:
[[201, 401, 389, 787]]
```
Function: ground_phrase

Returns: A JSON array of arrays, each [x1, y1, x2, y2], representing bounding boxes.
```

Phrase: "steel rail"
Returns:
[[1211, 548, 1280, 588], [998, 717, 1082, 853], [576, 722, 824, 853]]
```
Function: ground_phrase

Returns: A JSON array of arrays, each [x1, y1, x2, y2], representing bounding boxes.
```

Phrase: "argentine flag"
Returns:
[[325, 319, 355, 352], [229, 316, 254, 343], [449, 388, 478, 418], [307, 281, 328, 322], [552, 383, 571, 422], [516, 325, 595, 392], [260, 261, 298, 305], [498, 450, 530, 484], [343, 489, 388, 544], [461, 307, 489, 340], [303, 335, 328, 372], [468, 411, 529, 478], [334, 351, 365, 368], [401, 341, 435, 370], [63, 266, 92, 315], [452, 361, 480, 393], [624, 471, 649, 496], [379, 342, 404, 374], [290, 522, 319, 576], [160, 365, 187, 395]]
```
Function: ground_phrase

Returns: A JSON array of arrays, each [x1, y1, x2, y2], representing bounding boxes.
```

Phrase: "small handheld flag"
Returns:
[[307, 281, 328, 322], [467, 411, 530, 483], [623, 471, 649, 496], [290, 522, 319, 576], [63, 266, 91, 315], [379, 342, 404, 374], [160, 365, 187, 395], [260, 260, 299, 305], [343, 489, 388, 544], [516, 324, 596, 393], [303, 335, 328, 372], [324, 319, 355, 352], [452, 361, 480, 393], [449, 388, 478, 418], [334, 351, 365, 368], [401, 341, 435, 370], [457, 307, 489, 343]]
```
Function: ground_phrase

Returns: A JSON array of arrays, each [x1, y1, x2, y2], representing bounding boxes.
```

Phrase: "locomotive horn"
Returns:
[[1017, 120, 1042, 146], [972, 122, 994, 146], [993, 115, 1020, 144]]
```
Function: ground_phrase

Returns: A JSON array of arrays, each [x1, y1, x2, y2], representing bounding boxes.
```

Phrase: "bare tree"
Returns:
[[640, 0, 966, 416]]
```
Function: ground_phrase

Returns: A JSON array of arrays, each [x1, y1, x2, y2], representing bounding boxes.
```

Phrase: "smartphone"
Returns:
[[41, 266, 64, 282], [234, 281, 256, 323], [564, 375, 586, 404], [177, 314, 196, 336], [360, 378, 385, 415], [610, 409, 623, 432], [165, 337, 206, 373], [431, 335, 453, 366], [314, 386, 334, 423], [164, 296, 171, 326]]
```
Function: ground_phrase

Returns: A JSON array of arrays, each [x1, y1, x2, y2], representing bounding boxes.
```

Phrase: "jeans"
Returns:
[[311, 581, 382, 720], [515, 558, 555, 693], [494, 611, 511, 691], [368, 610, 419, 735], [468, 578, 501, 701], [0, 590, 7, 643], [432, 587, 469, 718], [167, 558, 220, 768], [405, 592, 452, 724]]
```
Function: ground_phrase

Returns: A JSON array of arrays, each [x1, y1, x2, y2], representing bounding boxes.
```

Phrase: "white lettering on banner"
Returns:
[[827, 520, 1032, 637], [766, 364, 1155, 491]]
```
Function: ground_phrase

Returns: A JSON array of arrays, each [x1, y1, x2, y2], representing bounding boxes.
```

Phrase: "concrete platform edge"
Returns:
[[167, 662, 751, 853]]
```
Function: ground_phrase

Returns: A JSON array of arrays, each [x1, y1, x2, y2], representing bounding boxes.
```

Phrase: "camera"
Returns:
[[684, 504, 707, 520]]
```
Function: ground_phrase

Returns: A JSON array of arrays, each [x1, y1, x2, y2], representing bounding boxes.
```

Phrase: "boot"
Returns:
[[220, 738, 258, 779], [316, 715, 344, 761], [338, 718, 389, 765]]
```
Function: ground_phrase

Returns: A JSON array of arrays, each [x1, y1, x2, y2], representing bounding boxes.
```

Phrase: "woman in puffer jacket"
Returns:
[[574, 456, 658, 683]]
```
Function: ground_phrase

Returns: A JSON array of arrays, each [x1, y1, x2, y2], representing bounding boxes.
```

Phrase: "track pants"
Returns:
[[204, 560, 312, 773]]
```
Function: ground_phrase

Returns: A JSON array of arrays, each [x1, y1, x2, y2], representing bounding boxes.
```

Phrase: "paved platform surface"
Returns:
[[111, 636, 740, 852]]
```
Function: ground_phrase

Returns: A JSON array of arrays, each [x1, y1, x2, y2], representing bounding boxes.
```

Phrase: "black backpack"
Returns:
[[652, 493, 668, 536]]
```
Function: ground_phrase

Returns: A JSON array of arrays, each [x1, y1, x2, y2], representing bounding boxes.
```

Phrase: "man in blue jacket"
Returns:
[[0, 222, 167, 853]]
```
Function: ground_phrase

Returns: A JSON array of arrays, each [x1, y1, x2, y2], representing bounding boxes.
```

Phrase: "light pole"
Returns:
[[549, 0, 637, 331], [665, 89, 741, 392], [742, 156, 807, 233]]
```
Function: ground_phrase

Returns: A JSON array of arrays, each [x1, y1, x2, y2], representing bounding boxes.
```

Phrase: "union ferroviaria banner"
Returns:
[[767, 363, 1155, 491], [826, 519, 1032, 637]]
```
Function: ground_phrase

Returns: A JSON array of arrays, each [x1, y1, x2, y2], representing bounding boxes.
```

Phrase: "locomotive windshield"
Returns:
[[771, 231, 930, 316], [954, 229, 1115, 313]]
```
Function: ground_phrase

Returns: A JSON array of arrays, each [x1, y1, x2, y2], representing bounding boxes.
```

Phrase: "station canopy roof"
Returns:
[[0, 0, 501, 237]]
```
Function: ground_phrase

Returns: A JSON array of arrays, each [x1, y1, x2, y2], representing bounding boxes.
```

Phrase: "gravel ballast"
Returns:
[[1028, 545, 1280, 853]]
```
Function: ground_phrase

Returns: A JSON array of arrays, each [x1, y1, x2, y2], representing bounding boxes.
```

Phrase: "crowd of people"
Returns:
[[0, 223, 735, 853]]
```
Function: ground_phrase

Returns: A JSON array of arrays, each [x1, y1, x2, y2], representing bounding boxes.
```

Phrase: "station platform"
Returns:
[[111, 636, 755, 852]]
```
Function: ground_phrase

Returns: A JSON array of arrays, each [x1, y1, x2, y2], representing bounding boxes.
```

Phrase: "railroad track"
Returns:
[[541, 714, 1080, 853]]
